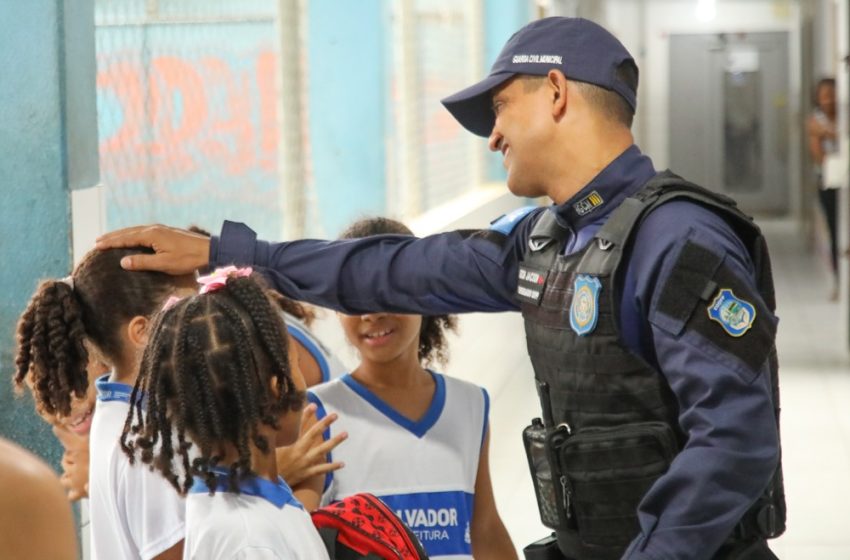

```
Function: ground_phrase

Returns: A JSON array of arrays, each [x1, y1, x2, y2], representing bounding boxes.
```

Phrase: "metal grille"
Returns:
[[95, 0, 299, 239], [414, 2, 478, 211], [390, 0, 483, 217]]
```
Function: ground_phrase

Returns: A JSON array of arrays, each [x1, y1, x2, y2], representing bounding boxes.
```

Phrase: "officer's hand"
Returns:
[[95, 224, 210, 275]]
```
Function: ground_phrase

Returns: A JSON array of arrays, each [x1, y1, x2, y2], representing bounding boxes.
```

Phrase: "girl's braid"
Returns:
[[121, 272, 304, 496], [227, 278, 303, 412]]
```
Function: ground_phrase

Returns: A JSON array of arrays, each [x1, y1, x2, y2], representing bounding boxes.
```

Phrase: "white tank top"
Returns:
[[308, 372, 489, 559]]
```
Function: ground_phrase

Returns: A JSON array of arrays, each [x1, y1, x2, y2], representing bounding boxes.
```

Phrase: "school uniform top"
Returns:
[[184, 470, 330, 560], [309, 372, 489, 560], [89, 375, 186, 560], [283, 311, 346, 383]]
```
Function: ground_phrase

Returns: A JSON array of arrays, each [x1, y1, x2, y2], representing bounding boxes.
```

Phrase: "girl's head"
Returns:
[[338, 217, 457, 367], [815, 77, 836, 115], [14, 248, 193, 430], [121, 269, 306, 495]]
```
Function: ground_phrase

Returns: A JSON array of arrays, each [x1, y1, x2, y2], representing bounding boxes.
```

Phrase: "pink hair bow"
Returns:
[[197, 266, 253, 295], [162, 295, 184, 312]]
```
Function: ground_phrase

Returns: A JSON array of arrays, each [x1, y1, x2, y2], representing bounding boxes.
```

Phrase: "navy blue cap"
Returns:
[[441, 17, 638, 137]]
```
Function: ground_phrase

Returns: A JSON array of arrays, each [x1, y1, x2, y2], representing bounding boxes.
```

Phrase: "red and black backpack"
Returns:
[[311, 493, 429, 560]]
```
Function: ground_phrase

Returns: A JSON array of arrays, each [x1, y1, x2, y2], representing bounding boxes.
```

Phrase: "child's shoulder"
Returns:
[[431, 371, 488, 400], [189, 493, 316, 558], [187, 491, 253, 537], [307, 374, 350, 402]]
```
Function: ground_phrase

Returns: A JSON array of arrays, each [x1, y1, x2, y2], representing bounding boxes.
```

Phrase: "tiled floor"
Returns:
[[430, 219, 850, 558]]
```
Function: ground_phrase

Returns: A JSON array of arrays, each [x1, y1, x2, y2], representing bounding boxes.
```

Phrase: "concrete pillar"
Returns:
[[0, 0, 99, 466], [484, 0, 532, 182], [306, 0, 389, 236]]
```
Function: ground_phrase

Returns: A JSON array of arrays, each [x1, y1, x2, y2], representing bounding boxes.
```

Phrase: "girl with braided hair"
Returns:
[[298, 217, 518, 560], [14, 247, 195, 560], [121, 268, 330, 560], [186, 226, 348, 491], [186, 224, 348, 386]]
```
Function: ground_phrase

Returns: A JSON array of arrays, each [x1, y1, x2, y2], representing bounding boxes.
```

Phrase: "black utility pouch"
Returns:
[[523, 533, 568, 560], [546, 421, 678, 559], [523, 418, 562, 530]]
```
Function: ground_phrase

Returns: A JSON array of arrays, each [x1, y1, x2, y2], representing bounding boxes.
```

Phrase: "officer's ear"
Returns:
[[547, 69, 568, 121]]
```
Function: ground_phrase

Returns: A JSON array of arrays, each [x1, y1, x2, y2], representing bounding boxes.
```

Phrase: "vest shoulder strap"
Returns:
[[606, 170, 747, 243], [522, 208, 571, 270], [519, 170, 763, 281], [579, 170, 761, 278]]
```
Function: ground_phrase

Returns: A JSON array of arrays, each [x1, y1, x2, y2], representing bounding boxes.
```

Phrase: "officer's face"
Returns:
[[488, 76, 555, 198], [337, 311, 423, 368]]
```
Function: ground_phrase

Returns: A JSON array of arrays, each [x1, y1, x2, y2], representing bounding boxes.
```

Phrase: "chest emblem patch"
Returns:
[[570, 275, 602, 336], [707, 288, 756, 337]]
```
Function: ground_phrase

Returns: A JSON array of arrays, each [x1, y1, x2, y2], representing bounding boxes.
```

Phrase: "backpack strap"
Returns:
[[318, 526, 339, 556], [317, 527, 383, 560]]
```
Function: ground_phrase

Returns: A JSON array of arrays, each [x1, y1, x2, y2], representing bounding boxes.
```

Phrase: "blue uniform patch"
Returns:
[[570, 275, 602, 336], [489, 206, 537, 235], [707, 288, 756, 337], [573, 190, 605, 216]]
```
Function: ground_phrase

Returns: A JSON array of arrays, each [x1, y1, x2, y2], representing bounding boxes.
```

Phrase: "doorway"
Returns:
[[669, 31, 791, 216]]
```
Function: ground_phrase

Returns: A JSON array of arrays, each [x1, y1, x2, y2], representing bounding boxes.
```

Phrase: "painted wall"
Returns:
[[0, 0, 98, 468], [305, 0, 389, 237], [94, 1, 286, 240], [97, 0, 508, 241], [484, 0, 532, 182]]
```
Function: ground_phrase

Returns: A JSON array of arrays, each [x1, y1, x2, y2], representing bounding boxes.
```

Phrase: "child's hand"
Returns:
[[60, 450, 89, 501], [276, 403, 347, 487], [52, 425, 89, 502]]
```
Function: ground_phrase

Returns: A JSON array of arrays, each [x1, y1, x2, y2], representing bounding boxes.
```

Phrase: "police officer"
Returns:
[[98, 17, 783, 560]]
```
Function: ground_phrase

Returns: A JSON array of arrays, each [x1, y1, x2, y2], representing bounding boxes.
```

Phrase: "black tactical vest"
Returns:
[[518, 171, 785, 560]]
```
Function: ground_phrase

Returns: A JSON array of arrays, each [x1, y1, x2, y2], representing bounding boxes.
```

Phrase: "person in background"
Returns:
[[806, 77, 839, 300]]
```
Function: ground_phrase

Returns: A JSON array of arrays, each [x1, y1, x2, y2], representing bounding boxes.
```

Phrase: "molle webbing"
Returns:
[[519, 170, 785, 557]]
